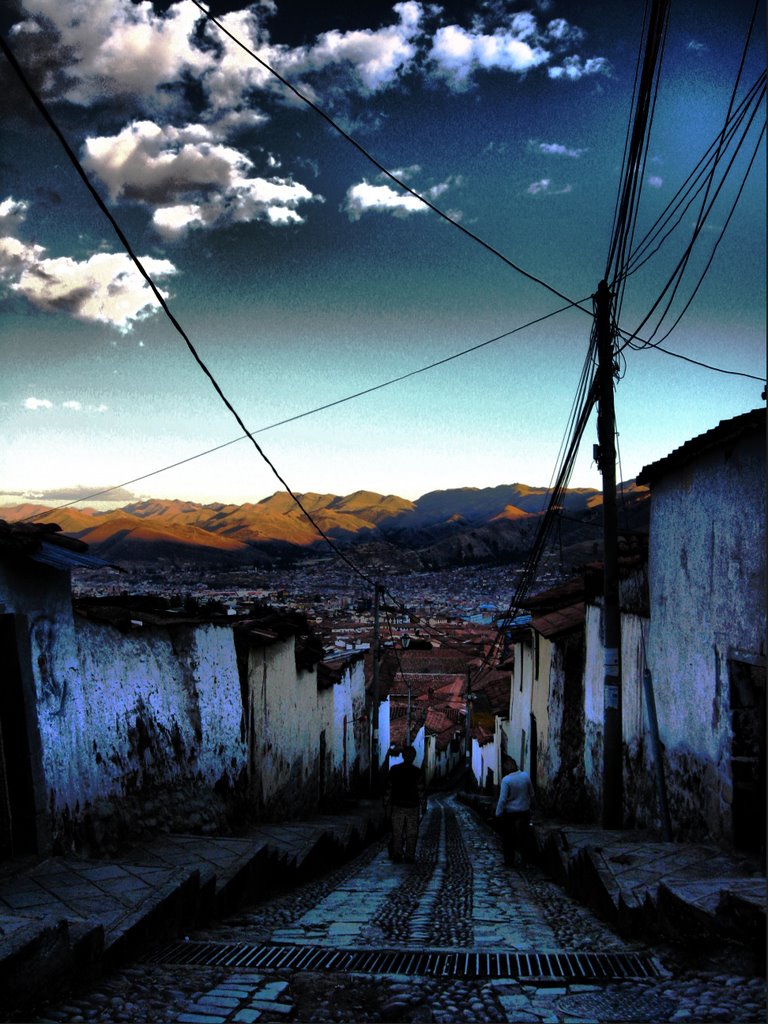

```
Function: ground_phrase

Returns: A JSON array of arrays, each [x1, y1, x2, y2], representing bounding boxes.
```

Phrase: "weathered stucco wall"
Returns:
[[317, 656, 369, 805], [244, 636, 319, 820], [645, 430, 766, 842], [46, 617, 247, 851], [538, 632, 589, 819], [509, 633, 534, 772]]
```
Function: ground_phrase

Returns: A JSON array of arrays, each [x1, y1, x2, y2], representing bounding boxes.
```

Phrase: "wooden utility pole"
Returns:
[[595, 279, 623, 829]]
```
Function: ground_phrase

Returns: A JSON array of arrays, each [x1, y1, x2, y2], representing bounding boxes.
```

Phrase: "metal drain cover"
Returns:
[[146, 942, 662, 981], [558, 990, 677, 1022]]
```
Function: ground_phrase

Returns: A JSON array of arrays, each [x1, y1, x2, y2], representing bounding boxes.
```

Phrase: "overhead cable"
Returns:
[[189, 0, 589, 315], [0, 31, 381, 590], [20, 300, 583, 522]]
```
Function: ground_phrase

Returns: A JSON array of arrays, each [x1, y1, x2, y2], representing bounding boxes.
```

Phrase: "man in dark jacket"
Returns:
[[384, 744, 427, 862]]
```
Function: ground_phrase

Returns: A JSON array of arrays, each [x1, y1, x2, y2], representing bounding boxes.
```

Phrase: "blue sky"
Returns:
[[0, 0, 764, 508]]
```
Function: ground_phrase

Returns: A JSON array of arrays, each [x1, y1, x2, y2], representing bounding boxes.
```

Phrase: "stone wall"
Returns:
[[645, 429, 765, 843]]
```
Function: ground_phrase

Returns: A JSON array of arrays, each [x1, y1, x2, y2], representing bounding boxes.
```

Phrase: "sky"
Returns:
[[0, 0, 765, 510]]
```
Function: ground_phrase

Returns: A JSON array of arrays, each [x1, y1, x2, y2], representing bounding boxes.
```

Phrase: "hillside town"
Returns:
[[0, 407, 764, 1023], [1, 407, 763, 857]]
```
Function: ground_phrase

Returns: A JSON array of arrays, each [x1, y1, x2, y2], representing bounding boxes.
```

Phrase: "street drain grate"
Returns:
[[145, 942, 661, 981], [558, 990, 677, 1022]]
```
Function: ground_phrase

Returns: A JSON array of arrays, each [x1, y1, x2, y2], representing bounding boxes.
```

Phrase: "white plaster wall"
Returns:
[[647, 436, 765, 757], [583, 603, 604, 810], [541, 646, 564, 786], [509, 634, 534, 770], [531, 635, 553, 789], [377, 696, 390, 767], [246, 637, 319, 817], [424, 733, 437, 785], [329, 657, 369, 787], [59, 619, 246, 812], [471, 737, 497, 790], [644, 431, 766, 839]]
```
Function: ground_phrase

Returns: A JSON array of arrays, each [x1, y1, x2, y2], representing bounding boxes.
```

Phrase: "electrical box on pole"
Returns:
[[596, 279, 623, 829]]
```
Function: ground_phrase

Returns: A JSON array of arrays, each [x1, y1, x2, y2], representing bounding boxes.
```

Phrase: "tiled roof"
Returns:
[[636, 408, 765, 486], [531, 601, 585, 639], [0, 519, 115, 571]]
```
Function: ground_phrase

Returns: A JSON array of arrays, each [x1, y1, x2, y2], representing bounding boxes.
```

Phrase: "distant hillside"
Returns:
[[0, 482, 649, 570]]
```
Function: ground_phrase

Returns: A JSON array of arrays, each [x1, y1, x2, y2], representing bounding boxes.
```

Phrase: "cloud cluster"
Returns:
[[535, 141, 586, 158], [343, 169, 458, 220], [83, 119, 322, 239], [548, 55, 610, 81], [526, 179, 572, 196], [0, 196, 177, 331], [428, 22, 549, 88], [13, 1, 609, 110], [23, 396, 109, 413], [7, 2, 607, 241]]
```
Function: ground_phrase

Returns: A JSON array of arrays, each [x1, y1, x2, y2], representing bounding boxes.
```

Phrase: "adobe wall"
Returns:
[[39, 616, 248, 853], [244, 635, 320, 821], [645, 431, 766, 842], [317, 655, 369, 806]]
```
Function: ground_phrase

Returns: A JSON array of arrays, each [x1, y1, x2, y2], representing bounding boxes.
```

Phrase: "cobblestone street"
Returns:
[[32, 796, 766, 1024]]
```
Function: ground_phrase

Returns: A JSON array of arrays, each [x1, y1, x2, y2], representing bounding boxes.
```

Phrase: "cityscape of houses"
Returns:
[[0, 407, 764, 871]]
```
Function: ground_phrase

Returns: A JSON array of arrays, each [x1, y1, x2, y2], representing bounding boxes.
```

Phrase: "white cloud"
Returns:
[[24, 396, 53, 410], [62, 400, 82, 410], [0, 235, 46, 282], [83, 120, 322, 238], [647, 175, 663, 188], [293, 1, 422, 93], [429, 23, 550, 87], [546, 18, 585, 45], [687, 39, 707, 53], [10, 0, 609, 136], [344, 181, 425, 220], [548, 55, 610, 80], [12, 0, 212, 108], [536, 141, 586, 158], [0, 197, 30, 234], [526, 179, 572, 196], [343, 171, 458, 220], [0, 219, 178, 331]]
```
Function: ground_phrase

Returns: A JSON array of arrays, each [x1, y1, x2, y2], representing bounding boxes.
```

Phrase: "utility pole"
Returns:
[[370, 582, 384, 794], [595, 279, 623, 829]]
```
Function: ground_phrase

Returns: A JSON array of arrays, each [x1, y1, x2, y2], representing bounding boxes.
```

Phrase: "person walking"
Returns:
[[495, 755, 534, 866], [384, 744, 427, 863]]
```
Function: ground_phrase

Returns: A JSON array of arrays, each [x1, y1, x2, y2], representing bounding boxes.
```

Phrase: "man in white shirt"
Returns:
[[495, 756, 534, 866]]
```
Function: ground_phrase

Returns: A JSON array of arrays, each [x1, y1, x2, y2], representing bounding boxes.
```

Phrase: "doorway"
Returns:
[[0, 615, 38, 857], [729, 658, 766, 860]]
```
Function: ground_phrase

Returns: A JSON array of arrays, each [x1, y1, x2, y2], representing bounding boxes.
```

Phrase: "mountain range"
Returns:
[[1, 482, 649, 570]]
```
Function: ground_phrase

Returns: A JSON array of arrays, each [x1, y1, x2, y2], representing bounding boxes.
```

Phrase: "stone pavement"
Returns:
[[459, 794, 765, 956], [1, 792, 765, 1022], [0, 802, 386, 1020]]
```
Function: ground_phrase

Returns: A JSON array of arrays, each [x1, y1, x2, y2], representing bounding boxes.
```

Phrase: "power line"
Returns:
[[0, 30, 381, 590], [616, 333, 766, 380], [621, 72, 766, 283], [19, 300, 583, 521], [189, 0, 590, 316]]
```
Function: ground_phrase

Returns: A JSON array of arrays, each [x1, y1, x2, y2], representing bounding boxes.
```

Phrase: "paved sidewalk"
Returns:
[[460, 794, 766, 957], [0, 801, 386, 1020]]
